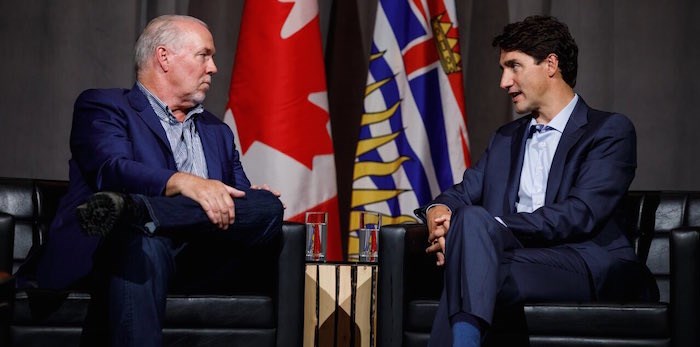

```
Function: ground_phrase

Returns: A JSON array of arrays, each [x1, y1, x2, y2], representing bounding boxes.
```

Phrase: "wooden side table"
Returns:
[[303, 263, 378, 347]]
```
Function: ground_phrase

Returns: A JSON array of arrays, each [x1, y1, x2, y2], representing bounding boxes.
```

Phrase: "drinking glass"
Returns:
[[305, 212, 328, 261], [358, 211, 381, 262]]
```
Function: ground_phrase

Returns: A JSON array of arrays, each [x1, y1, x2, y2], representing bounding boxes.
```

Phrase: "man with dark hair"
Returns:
[[419, 15, 656, 346], [17, 15, 284, 346], [492, 15, 579, 88]]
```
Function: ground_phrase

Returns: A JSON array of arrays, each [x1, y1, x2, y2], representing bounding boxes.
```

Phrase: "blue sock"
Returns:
[[452, 321, 480, 347]]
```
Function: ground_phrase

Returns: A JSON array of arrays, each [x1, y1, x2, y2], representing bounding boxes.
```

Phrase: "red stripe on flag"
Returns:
[[411, 0, 429, 23], [403, 38, 439, 76]]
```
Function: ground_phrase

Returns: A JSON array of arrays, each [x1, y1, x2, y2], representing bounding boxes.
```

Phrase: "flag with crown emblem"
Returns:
[[225, 0, 342, 261], [348, 0, 471, 256]]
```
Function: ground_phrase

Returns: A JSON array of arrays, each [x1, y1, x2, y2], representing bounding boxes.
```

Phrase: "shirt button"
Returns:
[[538, 142, 546, 148]]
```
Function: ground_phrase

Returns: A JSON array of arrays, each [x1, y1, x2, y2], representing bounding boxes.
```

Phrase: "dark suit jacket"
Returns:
[[32, 84, 251, 289], [420, 97, 638, 297]]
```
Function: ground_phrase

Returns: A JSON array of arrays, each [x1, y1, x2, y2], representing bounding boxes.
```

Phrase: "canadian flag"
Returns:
[[224, 0, 341, 260]]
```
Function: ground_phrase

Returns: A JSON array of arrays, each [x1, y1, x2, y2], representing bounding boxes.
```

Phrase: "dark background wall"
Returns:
[[2, 0, 699, 231]]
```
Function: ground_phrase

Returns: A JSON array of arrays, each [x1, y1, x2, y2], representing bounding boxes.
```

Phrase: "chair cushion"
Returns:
[[405, 300, 669, 338], [162, 328, 276, 347], [12, 290, 89, 325], [527, 336, 670, 347], [10, 326, 277, 347], [524, 302, 669, 337], [403, 331, 431, 347], [405, 300, 439, 332], [13, 290, 275, 328], [10, 326, 83, 347], [165, 295, 274, 328]]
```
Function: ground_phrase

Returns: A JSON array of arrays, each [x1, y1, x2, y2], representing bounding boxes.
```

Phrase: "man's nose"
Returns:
[[208, 59, 218, 75], [499, 71, 512, 90]]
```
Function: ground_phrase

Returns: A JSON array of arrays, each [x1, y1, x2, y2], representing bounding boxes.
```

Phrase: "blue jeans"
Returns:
[[81, 189, 284, 347]]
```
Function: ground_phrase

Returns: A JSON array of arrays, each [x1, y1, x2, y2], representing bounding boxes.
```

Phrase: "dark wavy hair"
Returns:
[[492, 15, 578, 88]]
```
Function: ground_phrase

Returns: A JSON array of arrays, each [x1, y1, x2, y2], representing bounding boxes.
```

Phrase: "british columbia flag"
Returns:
[[349, 0, 471, 254]]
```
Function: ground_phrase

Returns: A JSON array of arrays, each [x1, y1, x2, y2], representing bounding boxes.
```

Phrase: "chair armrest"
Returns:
[[0, 271, 13, 347], [276, 222, 305, 347], [378, 224, 407, 347], [0, 272, 12, 299], [0, 212, 15, 347], [379, 223, 442, 347], [0, 212, 14, 275], [670, 227, 700, 347]]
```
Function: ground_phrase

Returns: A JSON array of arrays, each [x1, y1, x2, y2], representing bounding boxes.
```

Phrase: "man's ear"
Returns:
[[156, 46, 169, 72], [546, 53, 559, 78]]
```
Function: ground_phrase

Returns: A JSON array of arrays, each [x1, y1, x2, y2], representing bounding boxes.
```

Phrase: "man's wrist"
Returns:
[[426, 203, 451, 214]]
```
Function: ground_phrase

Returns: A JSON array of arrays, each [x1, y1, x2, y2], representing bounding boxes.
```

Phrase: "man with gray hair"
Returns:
[[17, 15, 283, 346]]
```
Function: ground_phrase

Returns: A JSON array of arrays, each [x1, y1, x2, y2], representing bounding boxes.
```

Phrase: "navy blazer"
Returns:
[[422, 98, 637, 296], [33, 85, 251, 289]]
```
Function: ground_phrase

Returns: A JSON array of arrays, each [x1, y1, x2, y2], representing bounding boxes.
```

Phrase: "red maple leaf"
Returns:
[[228, 0, 333, 170]]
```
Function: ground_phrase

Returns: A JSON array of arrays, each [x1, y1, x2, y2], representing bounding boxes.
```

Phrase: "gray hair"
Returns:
[[134, 15, 208, 72]]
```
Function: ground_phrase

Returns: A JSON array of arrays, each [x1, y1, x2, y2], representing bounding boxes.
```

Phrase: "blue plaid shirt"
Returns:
[[137, 82, 209, 178]]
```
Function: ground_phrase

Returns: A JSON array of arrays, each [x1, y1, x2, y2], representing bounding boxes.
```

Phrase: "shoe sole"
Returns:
[[76, 192, 124, 237]]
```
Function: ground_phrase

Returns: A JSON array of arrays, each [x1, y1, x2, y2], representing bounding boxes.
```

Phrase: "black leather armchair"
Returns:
[[0, 177, 305, 347], [378, 192, 700, 347]]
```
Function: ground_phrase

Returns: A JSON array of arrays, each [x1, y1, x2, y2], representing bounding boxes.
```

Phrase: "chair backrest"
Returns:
[[0, 178, 67, 275], [624, 191, 700, 303]]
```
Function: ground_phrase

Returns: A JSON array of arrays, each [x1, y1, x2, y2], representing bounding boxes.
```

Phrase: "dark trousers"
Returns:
[[81, 189, 284, 347], [428, 206, 592, 346]]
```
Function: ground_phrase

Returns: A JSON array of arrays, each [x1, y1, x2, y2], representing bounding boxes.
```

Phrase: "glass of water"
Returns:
[[358, 211, 381, 262], [305, 212, 328, 261]]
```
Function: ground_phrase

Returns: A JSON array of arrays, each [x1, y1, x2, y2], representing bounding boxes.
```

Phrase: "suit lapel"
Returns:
[[126, 85, 172, 153], [195, 116, 223, 180], [545, 98, 589, 204], [127, 84, 224, 180], [506, 117, 532, 213]]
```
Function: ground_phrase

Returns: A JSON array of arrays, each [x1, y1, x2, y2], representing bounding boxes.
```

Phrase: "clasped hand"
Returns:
[[167, 173, 282, 230], [425, 205, 451, 266]]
